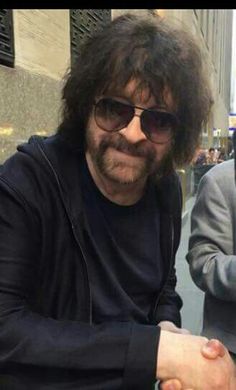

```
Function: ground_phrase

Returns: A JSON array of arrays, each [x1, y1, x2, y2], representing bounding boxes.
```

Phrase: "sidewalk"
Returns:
[[175, 196, 204, 335]]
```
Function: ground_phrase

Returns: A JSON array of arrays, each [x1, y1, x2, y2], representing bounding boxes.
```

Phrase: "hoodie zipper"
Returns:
[[36, 141, 92, 324]]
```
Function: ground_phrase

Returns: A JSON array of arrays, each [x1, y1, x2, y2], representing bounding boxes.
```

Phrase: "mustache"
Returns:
[[99, 133, 156, 159]]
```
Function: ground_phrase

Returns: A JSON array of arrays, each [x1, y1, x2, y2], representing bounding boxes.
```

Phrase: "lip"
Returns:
[[111, 147, 144, 158]]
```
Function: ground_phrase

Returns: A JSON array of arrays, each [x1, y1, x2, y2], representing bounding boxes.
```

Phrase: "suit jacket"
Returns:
[[187, 159, 236, 353]]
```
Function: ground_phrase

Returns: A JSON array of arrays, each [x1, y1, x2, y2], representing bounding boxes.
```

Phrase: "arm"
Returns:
[[0, 177, 159, 388], [187, 172, 236, 301]]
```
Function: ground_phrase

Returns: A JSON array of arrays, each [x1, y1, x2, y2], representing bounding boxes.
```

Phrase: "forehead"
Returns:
[[104, 78, 174, 109], [123, 79, 154, 104]]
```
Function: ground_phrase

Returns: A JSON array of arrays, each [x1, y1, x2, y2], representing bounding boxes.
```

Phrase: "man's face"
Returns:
[[85, 80, 174, 185]]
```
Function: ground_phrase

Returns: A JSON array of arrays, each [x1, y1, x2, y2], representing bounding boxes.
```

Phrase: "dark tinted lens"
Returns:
[[141, 110, 177, 143], [95, 98, 134, 131]]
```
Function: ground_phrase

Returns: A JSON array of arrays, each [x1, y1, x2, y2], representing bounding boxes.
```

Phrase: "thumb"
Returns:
[[201, 339, 226, 359], [160, 379, 182, 390]]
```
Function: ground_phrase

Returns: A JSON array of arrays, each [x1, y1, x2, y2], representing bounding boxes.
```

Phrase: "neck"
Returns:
[[85, 153, 147, 206]]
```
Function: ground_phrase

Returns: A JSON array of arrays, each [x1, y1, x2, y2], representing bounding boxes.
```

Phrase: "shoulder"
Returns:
[[200, 160, 234, 190], [0, 135, 59, 204], [196, 160, 236, 212], [204, 159, 233, 179]]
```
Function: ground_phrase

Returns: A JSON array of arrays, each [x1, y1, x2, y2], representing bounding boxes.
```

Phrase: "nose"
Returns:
[[119, 112, 147, 144]]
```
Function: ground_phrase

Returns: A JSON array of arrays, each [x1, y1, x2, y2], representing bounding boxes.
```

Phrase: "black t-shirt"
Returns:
[[81, 158, 163, 324]]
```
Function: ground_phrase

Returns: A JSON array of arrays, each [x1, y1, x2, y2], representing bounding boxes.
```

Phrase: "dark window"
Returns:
[[0, 9, 14, 67], [70, 9, 111, 66]]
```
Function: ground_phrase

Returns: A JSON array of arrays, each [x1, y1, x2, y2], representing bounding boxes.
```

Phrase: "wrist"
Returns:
[[156, 330, 178, 380]]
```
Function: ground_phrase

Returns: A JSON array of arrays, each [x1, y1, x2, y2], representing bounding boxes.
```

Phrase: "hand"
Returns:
[[157, 331, 235, 389], [158, 321, 190, 335], [160, 339, 231, 390], [200, 340, 236, 389]]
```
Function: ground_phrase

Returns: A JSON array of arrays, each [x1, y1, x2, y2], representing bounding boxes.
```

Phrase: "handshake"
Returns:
[[157, 322, 236, 390]]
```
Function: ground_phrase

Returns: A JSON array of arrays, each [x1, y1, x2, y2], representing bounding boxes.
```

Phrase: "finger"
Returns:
[[179, 328, 191, 335], [201, 339, 226, 359], [160, 379, 182, 390], [169, 326, 191, 335]]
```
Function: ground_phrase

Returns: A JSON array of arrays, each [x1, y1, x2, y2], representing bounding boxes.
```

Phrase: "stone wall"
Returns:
[[0, 65, 63, 163], [0, 10, 70, 163]]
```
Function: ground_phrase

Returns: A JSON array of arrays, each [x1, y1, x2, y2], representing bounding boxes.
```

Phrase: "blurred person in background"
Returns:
[[206, 147, 217, 164], [192, 147, 207, 166], [217, 146, 227, 163]]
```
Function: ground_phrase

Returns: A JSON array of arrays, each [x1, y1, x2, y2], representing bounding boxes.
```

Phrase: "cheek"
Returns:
[[86, 116, 102, 146]]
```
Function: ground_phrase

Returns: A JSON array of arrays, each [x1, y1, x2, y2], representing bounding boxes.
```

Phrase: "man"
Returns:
[[187, 158, 236, 363], [0, 12, 234, 390], [206, 147, 217, 164]]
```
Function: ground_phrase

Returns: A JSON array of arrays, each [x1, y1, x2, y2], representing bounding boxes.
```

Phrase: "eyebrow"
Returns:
[[104, 95, 168, 111]]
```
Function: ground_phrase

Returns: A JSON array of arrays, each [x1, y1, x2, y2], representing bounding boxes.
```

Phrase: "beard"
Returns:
[[86, 129, 173, 185]]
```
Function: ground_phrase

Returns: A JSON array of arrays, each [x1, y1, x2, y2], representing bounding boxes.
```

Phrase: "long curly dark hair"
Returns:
[[58, 12, 213, 166]]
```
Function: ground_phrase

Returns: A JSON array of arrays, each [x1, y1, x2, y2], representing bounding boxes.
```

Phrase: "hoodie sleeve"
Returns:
[[0, 174, 159, 389], [153, 266, 183, 327]]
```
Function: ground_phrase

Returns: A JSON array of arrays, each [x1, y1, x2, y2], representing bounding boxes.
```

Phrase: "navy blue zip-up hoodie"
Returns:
[[0, 134, 182, 389]]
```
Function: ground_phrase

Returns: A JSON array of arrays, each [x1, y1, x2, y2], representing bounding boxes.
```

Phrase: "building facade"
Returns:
[[0, 9, 111, 163], [0, 10, 70, 163], [160, 10, 233, 150]]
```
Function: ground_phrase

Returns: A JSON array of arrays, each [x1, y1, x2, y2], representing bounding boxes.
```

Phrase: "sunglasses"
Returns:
[[93, 97, 179, 144]]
